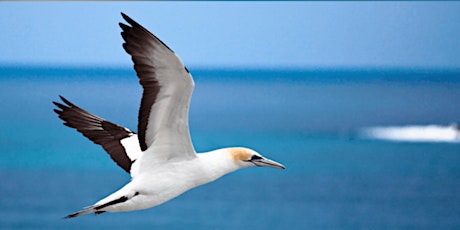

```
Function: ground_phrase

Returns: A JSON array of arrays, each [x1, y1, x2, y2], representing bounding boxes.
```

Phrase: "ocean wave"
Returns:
[[360, 124, 460, 143]]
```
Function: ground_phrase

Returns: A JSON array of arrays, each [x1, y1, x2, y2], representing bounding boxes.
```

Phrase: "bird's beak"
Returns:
[[252, 157, 286, 170]]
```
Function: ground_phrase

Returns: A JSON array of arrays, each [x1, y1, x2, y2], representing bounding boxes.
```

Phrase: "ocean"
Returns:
[[0, 66, 459, 229]]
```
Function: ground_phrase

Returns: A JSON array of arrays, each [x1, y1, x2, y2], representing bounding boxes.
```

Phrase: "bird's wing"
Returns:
[[53, 96, 142, 174], [119, 13, 196, 161]]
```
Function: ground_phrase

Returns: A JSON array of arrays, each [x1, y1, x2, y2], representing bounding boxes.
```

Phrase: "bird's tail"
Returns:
[[64, 206, 105, 219], [64, 189, 137, 219]]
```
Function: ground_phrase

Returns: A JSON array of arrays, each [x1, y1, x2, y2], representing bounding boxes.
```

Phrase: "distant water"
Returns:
[[1, 66, 460, 229]]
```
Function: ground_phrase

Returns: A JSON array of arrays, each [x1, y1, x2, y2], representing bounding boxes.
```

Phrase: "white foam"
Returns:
[[361, 124, 460, 143]]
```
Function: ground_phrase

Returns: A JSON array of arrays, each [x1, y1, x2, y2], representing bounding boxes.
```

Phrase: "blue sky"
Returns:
[[1, 2, 459, 69]]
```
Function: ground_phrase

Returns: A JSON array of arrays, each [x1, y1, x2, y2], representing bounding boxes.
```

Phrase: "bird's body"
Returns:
[[54, 13, 284, 219], [69, 148, 246, 217]]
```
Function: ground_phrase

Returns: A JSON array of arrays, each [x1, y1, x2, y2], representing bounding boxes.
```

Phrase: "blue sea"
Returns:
[[1, 66, 460, 229]]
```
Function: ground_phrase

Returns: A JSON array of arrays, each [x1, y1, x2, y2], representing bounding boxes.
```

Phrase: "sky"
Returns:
[[1, 2, 460, 69]]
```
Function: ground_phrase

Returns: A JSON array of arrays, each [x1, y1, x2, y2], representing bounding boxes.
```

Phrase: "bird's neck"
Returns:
[[197, 148, 241, 182]]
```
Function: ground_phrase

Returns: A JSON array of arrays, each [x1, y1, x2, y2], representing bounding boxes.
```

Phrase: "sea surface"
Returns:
[[1, 66, 459, 229]]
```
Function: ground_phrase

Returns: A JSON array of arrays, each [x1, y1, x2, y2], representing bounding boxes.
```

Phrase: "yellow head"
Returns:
[[228, 147, 285, 169]]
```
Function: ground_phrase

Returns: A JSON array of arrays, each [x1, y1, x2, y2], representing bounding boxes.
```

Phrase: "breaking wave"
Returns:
[[361, 124, 460, 143]]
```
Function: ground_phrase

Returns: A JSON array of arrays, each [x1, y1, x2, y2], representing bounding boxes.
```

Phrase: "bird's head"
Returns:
[[229, 147, 285, 170]]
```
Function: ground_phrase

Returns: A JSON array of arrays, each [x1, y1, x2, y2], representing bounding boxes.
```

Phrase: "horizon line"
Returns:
[[1, 63, 460, 72]]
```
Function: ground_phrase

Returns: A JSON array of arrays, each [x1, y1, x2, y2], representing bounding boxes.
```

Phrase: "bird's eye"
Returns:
[[250, 155, 263, 161]]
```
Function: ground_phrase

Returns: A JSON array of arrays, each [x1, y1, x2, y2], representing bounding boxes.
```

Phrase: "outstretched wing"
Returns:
[[53, 96, 141, 174], [119, 13, 196, 161]]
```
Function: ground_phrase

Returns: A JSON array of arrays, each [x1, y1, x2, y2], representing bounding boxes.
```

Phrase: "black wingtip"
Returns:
[[120, 12, 136, 26], [52, 101, 60, 107], [119, 22, 131, 33], [53, 95, 74, 111], [53, 108, 62, 115], [58, 95, 74, 107], [119, 13, 133, 32], [53, 101, 67, 114]]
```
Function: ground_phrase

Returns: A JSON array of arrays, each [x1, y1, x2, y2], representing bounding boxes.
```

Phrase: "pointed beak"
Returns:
[[252, 157, 286, 170]]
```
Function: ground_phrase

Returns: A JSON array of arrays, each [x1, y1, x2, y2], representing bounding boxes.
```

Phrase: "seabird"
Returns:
[[53, 13, 285, 218]]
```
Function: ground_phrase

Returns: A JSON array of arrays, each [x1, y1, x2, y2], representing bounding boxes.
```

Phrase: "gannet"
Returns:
[[53, 13, 285, 219]]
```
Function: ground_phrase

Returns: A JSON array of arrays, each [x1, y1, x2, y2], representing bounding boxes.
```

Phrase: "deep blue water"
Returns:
[[1, 66, 460, 229]]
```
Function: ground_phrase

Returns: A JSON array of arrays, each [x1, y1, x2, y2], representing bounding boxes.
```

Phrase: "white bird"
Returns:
[[53, 13, 285, 219]]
